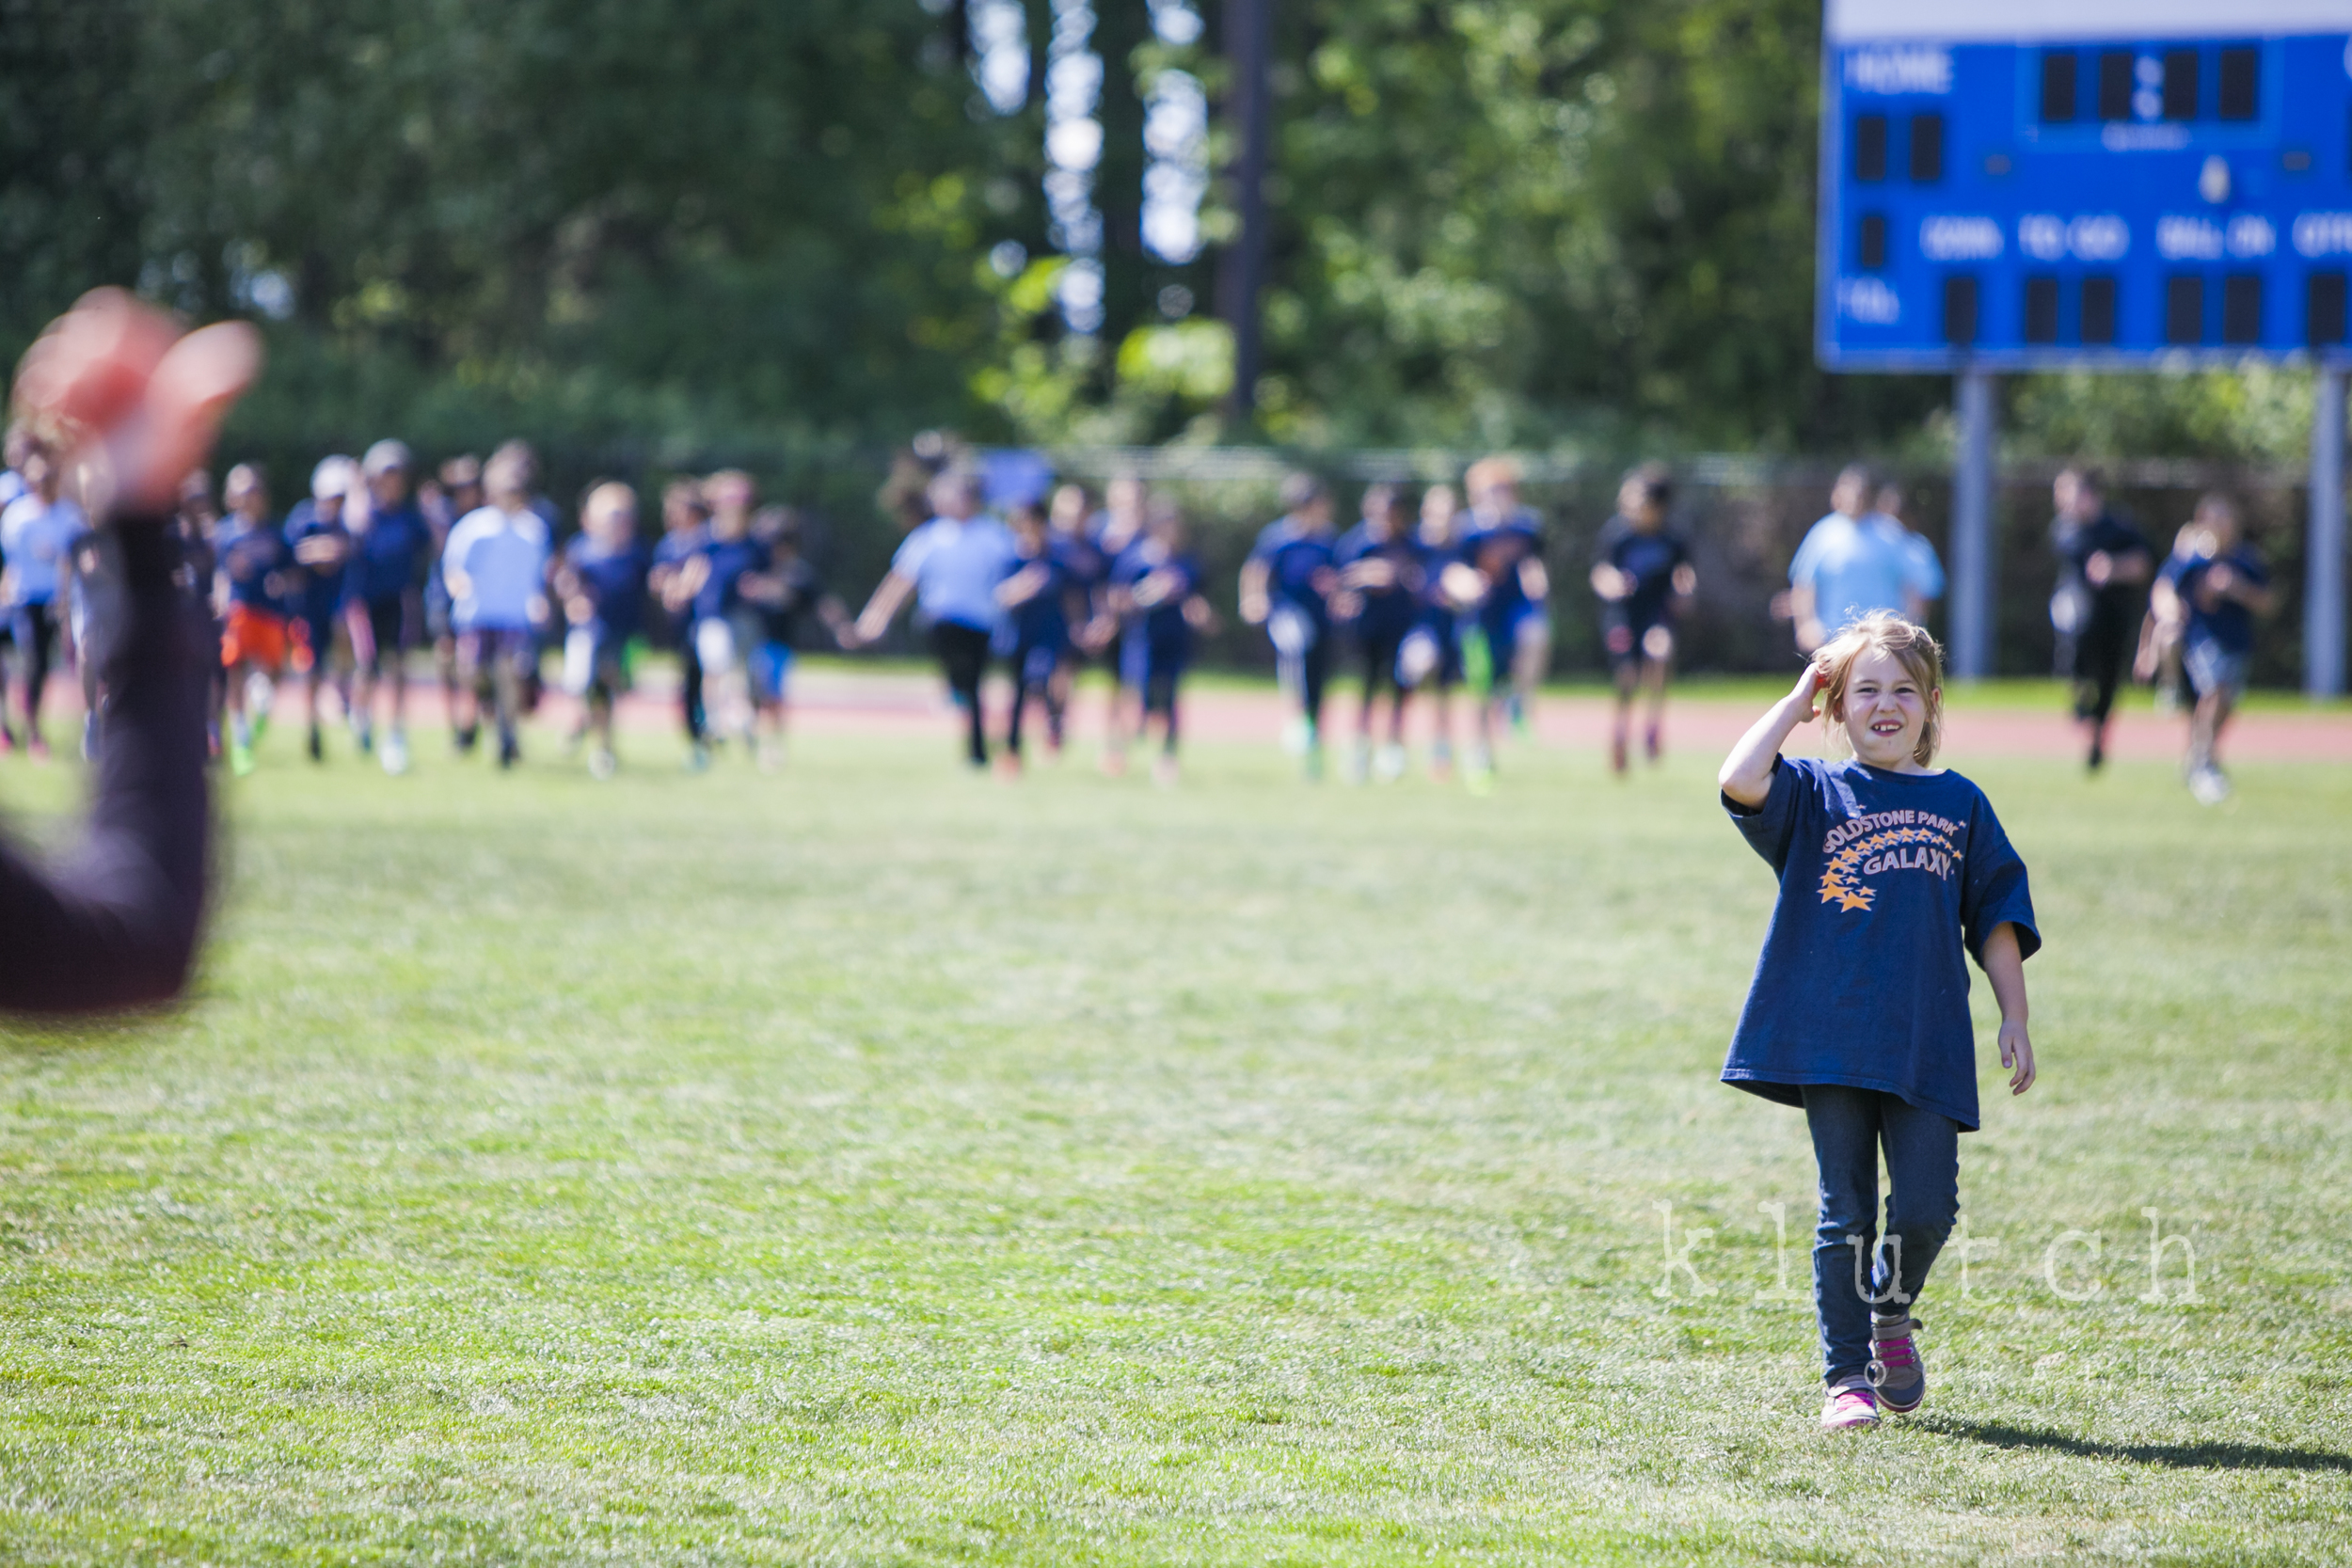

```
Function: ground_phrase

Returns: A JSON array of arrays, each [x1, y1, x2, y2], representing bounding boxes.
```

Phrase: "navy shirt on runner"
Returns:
[[218, 518, 291, 612], [1593, 515, 1692, 630], [1248, 518, 1336, 622], [691, 534, 770, 623], [756, 556, 828, 647], [565, 536, 650, 641], [1721, 754, 2039, 1132], [280, 499, 350, 626], [345, 501, 430, 606], [2177, 546, 2268, 656], [1114, 542, 1201, 658], [1332, 522, 1424, 642], [1003, 546, 1077, 653], [1461, 508, 1543, 618]]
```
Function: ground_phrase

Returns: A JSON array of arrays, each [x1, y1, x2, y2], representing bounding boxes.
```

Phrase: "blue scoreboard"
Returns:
[[1819, 1, 2352, 370]]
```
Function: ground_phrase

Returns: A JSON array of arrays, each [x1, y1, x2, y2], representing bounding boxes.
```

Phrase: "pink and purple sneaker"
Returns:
[[1821, 1374, 1880, 1430], [1868, 1314, 1926, 1415]]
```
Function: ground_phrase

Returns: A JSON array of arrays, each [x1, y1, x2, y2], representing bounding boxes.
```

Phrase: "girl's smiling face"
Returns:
[[1834, 645, 1938, 770]]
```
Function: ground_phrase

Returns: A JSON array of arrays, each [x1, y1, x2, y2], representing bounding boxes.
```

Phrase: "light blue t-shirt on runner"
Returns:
[[0, 494, 89, 607], [1788, 511, 1944, 633], [443, 505, 551, 631], [893, 515, 1018, 633]]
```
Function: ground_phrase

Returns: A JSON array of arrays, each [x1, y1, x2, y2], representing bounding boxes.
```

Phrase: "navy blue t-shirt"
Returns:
[[281, 500, 350, 626], [1593, 515, 1691, 629], [218, 518, 291, 613], [651, 525, 709, 626], [1003, 545, 1077, 651], [1723, 755, 2040, 1132], [345, 502, 429, 605], [1461, 508, 1543, 619], [1248, 518, 1336, 621], [566, 536, 650, 641], [2053, 510, 2152, 602], [1114, 542, 1201, 657], [2178, 546, 2268, 657], [1333, 522, 1424, 641], [691, 534, 770, 623], [756, 556, 827, 646]]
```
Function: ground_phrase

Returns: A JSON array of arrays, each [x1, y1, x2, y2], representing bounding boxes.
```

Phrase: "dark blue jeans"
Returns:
[[1802, 1085, 1960, 1386]]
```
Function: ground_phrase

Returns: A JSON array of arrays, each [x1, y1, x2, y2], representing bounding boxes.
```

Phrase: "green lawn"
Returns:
[[0, 716, 2346, 1565]]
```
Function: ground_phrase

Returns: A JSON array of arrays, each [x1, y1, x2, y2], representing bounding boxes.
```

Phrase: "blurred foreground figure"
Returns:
[[1, 289, 260, 1009]]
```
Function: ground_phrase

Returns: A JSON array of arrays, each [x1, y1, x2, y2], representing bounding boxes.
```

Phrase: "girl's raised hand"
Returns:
[[1787, 661, 1828, 720]]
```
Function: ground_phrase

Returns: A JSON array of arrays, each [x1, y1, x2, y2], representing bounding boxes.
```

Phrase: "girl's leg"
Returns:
[[1801, 1085, 1883, 1387], [1642, 650, 1672, 758], [1876, 1096, 1961, 1311], [25, 607, 54, 743]]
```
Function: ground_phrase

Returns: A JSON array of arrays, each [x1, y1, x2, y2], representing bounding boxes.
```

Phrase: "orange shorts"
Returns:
[[221, 604, 290, 673]]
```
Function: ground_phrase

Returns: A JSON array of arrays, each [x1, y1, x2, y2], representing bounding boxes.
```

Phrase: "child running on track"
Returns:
[[1717, 612, 2038, 1432], [2161, 494, 2275, 805], [1456, 457, 1549, 789], [676, 470, 771, 756], [215, 463, 294, 776], [843, 468, 1017, 769], [281, 455, 357, 763], [994, 500, 1083, 774], [1089, 474, 1150, 773], [0, 443, 88, 758], [1111, 499, 1215, 786], [442, 449, 552, 768], [343, 440, 431, 775], [1397, 483, 1470, 780], [554, 481, 649, 779], [1590, 461, 1694, 773], [1239, 473, 1338, 778], [1046, 483, 1106, 759], [740, 507, 846, 770], [647, 478, 713, 768], [1331, 483, 1423, 784]]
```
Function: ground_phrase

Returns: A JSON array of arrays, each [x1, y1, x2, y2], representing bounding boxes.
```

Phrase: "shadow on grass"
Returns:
[[1928, 1417, 2352, 1473]]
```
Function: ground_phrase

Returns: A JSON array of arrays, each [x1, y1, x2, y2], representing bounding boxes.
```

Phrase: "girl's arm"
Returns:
[[1980, 921, 2036, 1095], [844, 570, 914, 648], [1718, 664, 1823, 807]]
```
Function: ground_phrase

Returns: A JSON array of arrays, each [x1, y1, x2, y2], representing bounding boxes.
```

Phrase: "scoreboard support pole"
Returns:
[[2310, 370, 2347, 701], [1948, 370, 1997, 682]]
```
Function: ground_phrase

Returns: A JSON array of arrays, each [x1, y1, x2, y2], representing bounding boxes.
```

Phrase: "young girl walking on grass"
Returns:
[[1716, 613, 2040, 1432]]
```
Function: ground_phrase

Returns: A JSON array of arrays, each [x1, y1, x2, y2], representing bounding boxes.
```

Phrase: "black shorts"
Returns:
[[359, 595, 408, 670], [1603, 612, 1674, 671]]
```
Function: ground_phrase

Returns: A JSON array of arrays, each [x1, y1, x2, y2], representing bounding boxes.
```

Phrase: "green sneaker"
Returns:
[[229, 739, 256, 778]]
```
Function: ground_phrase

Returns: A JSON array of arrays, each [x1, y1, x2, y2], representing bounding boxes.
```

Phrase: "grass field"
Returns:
[[0, 705, 2347, 1565]]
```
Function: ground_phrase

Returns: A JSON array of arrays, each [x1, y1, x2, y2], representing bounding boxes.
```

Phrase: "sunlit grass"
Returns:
[[0, 712, 2345, 1564]]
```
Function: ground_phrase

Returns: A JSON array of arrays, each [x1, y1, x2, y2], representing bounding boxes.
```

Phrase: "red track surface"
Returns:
[[606, 668, 2352, 764]]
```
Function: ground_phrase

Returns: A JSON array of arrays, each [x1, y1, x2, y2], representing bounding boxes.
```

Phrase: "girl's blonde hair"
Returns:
[[1813, 611, 1945, 767]]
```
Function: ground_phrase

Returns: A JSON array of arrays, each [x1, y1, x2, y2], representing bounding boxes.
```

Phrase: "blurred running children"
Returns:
[[740, 506, 846, 769], [344, 439, 430, 775], [1089, 473, 1150, 772], [2165, 494, 2275, 804], [844, 468, 1017, 769], [994, 499, 1085, 771], [1332, 483, 1423, 783], [555, 481, 648, 779], [215, 463, 293, 776], [1458, 456, 1550, 768], [0, 443, 88, 758], [677, 470, 770, 754], [1240, 472, 1338, 776], [281, 455, 357, 762], [1112, 499, 1216, 785], [2135, 521, 2211, 714], [1046, 482, 1107, 753], [1788, 466, 1944, 653], [1398, 483, 1470, 779], [442, 447, 552, 768], [2047, 467, 2153, 771], [1591, 462, 1695, 773], [647, 477, 713, 768], [1717, 612, 2038, 1432], [422, 453, 483, 730]]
